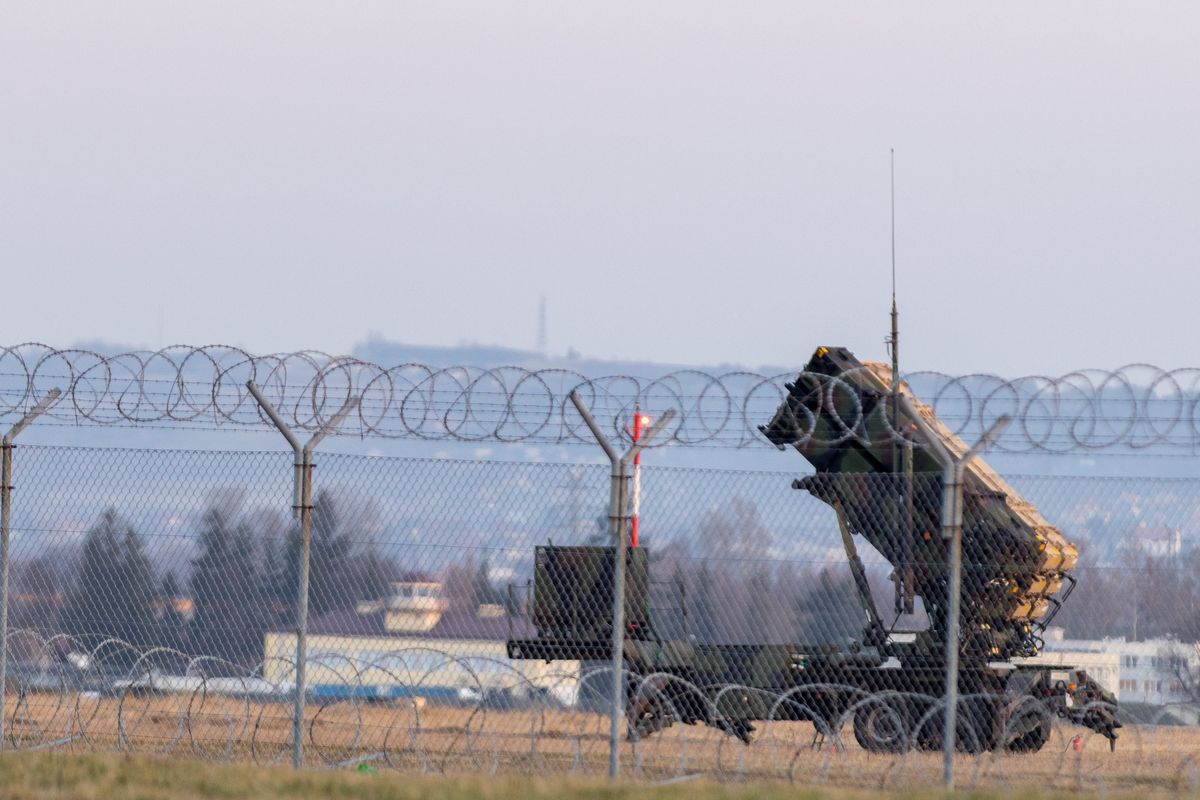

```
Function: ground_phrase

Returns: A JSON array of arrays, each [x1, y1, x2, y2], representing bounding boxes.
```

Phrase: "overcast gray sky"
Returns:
[[2, 2, 1197, 376]]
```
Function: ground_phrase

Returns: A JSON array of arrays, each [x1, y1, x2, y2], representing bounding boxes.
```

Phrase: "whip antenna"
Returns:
[[888, 148, 915, 616], [891, 148, 897, 307], [888, 148, 899, 385]]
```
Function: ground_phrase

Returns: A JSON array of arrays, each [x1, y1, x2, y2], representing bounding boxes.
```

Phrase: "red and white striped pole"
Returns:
[[631, 407, 648, 548]]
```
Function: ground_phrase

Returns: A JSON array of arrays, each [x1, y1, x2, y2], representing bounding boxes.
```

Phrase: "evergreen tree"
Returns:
[[309, 492, 353, 616], [274, 520, 302, 617], [62, 509, 158, 651], [62, 509, 121, 642], [261, 523, 288, 624], [119, 522, 159, 648], [189, 506, 263, 662], [274, 492, 392, 619]]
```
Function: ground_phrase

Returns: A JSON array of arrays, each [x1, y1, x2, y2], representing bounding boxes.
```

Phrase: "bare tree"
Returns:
[[1158, 642, 1200, 708]]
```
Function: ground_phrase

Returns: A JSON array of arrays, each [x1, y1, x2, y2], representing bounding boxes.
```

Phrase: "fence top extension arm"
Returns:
[[568, 390, 675, 466], [246, 382, 303, 458], [3, 389, 62, 446], [246, 382, 360, 456], [303, 399, 360, 456], [246, 381, 359, 517]]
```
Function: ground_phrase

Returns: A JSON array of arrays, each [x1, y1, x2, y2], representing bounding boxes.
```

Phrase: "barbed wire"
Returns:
[[5, 630, 1180, 791], [4, 343, 1200, 452]]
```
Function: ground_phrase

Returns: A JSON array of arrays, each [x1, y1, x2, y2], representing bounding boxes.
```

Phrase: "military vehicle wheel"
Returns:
[[913, 699, 997, 754], [853, 701, 909, 753], [627, 688, 676, 741], [957, 697, 998, 753], [1003, 715, 1050, 753]]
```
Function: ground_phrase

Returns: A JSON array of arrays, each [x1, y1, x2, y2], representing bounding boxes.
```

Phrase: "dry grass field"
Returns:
[[4, 691, 1199, 795], [0, 752, 1198, 800]]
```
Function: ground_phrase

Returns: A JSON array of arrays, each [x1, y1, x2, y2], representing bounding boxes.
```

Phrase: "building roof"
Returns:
[[304, 608, 534, 642], [1127, 525, 1179, 543]]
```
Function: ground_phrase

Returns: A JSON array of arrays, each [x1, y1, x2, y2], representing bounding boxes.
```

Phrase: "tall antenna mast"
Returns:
[[888, 148, 915, 616], [889, 148, 899, 389]]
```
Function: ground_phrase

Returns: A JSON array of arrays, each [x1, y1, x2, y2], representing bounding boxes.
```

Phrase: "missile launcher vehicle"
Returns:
[[507, 347, 1120, 753]]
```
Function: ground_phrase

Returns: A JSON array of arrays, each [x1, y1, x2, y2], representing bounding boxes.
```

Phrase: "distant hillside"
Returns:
[[351, 335, 799, 378]]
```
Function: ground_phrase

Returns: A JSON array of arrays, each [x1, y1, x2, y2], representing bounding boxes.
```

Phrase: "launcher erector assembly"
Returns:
[[759, 346, 1078, 662]]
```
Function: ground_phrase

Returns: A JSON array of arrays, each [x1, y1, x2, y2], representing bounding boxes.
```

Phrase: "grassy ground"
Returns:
[[9, 692, 1200, 793], [0, 754, 1196, 800]]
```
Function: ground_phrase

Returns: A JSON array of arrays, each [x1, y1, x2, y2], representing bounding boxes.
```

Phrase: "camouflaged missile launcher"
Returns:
[[760, 346, 1078, 660], [506, 346, 1120, 751]]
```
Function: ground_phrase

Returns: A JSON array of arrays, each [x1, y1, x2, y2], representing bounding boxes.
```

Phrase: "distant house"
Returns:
[[1123, 524, 1183, 558], [264, 579, 577, 705], [151, 596, 195, 623]]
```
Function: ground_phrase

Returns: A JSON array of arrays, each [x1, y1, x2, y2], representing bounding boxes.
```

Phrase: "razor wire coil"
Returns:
[[3, 344, 1200, 452]]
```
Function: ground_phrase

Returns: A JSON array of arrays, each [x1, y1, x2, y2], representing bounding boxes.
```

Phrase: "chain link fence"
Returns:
[[0, 443, 1196, 792]]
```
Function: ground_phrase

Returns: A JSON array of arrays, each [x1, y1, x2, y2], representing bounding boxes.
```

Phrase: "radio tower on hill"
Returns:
[[537, 296, 548, 355]]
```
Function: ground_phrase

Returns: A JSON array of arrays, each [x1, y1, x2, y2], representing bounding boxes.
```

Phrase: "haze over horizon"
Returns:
[[3, 3, 1197, 376]]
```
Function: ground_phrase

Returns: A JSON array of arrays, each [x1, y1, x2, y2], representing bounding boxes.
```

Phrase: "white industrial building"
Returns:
[[1038, 627, 1199, 722], [265, 579, 579, 706], [1017, 648, 1121, 697]]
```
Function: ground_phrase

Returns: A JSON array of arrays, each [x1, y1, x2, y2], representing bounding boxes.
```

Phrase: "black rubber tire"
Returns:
[[1004, 715, 1051, 753], [853, 701, 909, 753], [913, 699, 997, 754]]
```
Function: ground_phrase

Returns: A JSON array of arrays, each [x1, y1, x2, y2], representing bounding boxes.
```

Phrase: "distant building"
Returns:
[[265, 579, 578, 705], [354, 579, 448, 633], [1038, 627, 1199, 722], [1017, 648, 1120, 698], [1122, 524, 1183, 558]]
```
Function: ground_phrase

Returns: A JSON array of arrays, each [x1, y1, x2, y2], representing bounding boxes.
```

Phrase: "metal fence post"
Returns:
[[897, 397, 1010, 789], [939, 458, 965, 785], [0, 388, 61, 750], [937, 416, 1010, 790], [247, 382, 358, 769], [568, 391, 673, 779]]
